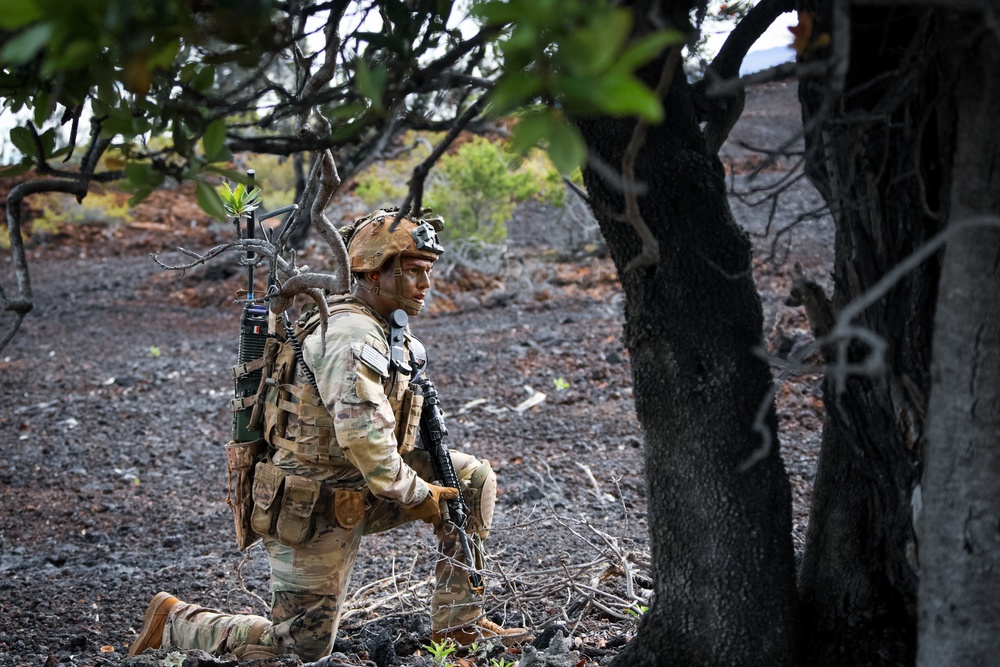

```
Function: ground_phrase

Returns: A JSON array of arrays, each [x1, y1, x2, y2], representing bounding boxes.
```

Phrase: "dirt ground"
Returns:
[[0, 81, 831, 667]]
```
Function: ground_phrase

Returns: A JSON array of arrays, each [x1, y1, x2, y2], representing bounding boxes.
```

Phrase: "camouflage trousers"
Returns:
[[162, 449, 496, 662]]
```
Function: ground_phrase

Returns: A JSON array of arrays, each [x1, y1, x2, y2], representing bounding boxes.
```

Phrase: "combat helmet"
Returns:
[[343, 207, 444, 314]]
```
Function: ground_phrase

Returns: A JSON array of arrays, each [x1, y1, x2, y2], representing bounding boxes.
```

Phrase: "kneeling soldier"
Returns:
[[128, 210, 528, 661]]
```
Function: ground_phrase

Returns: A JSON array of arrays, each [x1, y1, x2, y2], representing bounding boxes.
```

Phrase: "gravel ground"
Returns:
[[0, 80, 832, 667]]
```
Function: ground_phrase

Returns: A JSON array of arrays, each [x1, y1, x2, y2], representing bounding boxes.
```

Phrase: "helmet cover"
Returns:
[[346, 208, 444, 274]]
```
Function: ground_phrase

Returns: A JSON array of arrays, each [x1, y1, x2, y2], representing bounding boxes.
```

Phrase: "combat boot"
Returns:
[[127, 592, 180, 657], [432, 618, 532, 648]]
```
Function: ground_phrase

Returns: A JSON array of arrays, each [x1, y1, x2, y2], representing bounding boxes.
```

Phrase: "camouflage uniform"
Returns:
[[161, 299, 496, 662]]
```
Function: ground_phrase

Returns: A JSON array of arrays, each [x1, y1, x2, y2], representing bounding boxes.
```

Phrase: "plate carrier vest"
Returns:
[[249, 296, 424, 468]]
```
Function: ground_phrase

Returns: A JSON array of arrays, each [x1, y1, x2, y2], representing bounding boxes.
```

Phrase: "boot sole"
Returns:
[[431, 628, 532, 648]]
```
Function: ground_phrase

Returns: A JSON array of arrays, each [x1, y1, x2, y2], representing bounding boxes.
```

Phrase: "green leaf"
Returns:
[[547, 119, 586, 174], [32, 92, 50, 127], [558, 9, 631, 75], [329, 120, 365, 142], [354, 60, 387, 111], [553, 74, 601, 110], [595, 75, 663, 122], [0, 0, 43, 29], [101, 112, 139, 140], [124, 162, 164, 188], [38, 127, 55, 155], [471, 1, 523, 24], [0, 22, 53, 65], [147, 39, 181, 69], [355, 31, 406, 53], [216, 181, 261, 217], [324, 101, 368, 120], [127, 186, 155, 208], [202, 118, 227, 161], [510, 110, 554, 157], [490, 72, 541, 116], [191, 65, 215, 92], [475, 0, 558, 26], [0, 161, 31, 177], [171, 118, 189, 155], [178, 62, 198, 85], [196, 179, 228, 222], [500, 25, 538, 58], [614, 30, 685, 72], [45, 37, 96, 72], [9, 126, 35, 157]]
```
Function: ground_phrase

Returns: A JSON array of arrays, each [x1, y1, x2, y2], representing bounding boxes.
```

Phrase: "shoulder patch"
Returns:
[[357, 341, 389, 377], [363, 332, 389, 355]]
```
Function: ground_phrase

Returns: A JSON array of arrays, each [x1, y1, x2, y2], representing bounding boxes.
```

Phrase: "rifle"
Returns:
[[387, 309, 484, 594], [414, 375, 486, 595]]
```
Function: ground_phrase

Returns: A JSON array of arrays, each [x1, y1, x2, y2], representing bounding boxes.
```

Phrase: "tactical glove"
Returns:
[[407, 483, 460, 527]]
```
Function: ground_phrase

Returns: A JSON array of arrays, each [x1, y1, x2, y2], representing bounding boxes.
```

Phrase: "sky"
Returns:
[[703, 8, 798, 75]]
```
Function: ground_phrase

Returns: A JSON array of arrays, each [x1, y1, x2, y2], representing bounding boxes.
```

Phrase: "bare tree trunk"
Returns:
[[917, 16, 1000, 665], [797, 5, 953, 664], [288, 152, 312, 248], [578, 32, 799, 667]]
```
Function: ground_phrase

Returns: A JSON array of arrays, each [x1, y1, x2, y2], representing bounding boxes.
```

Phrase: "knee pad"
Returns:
[[464, 459, 496, 538]]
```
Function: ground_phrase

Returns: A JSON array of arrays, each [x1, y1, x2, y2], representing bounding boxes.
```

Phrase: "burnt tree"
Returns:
[[917, 12, 1000, 666], [796, 4, 951, 664], [575, 1, 800, 664], [798, 2, 1000, 665]]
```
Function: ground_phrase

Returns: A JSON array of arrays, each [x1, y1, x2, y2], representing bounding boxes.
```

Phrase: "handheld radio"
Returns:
[[231, 169, 269, 443]]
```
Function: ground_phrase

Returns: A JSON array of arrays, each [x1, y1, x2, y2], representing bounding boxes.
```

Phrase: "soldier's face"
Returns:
[[395, 256, 434, 306], [369, 256, 434, 317]]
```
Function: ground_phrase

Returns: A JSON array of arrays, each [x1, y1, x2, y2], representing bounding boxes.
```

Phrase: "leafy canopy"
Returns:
[[1, 0, 683, 218], [475, 0, 684, 173]]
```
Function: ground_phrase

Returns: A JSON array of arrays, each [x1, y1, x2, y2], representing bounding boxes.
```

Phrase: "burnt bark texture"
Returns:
[[796, 4, 955, 664], [917, 14, 1000, 666], [576, 3, 799, 665]]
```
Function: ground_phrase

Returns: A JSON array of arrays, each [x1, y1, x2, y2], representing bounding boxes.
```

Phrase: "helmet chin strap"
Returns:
[[357, 255, 424, 315]]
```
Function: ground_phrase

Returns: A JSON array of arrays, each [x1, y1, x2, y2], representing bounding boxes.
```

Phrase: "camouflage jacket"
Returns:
[[267, 298, 428, 508]]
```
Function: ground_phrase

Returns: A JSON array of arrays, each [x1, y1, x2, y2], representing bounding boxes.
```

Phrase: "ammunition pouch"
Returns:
[[250, 462, 368, 547], [395, 386, 423, 454], [250, 461, 285, 538], [333, 487, 366, 529], [277, 475, 322, 546]]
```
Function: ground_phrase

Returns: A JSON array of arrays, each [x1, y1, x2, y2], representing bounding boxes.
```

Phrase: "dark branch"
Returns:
[[397, 95, 489, 222], [695, 0, 796, 154]]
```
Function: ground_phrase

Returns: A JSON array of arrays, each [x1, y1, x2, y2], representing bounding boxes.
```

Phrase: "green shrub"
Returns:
[[353, 132, 568, 250], [240, 153, 299, 210], [427, 136, 564, 246], [354, 167, 408, 209]]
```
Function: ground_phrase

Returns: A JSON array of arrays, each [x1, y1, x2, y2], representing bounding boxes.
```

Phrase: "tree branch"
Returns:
[[621, 46, 683, 273], [396, 95, 489, 224], [696, 0, 796, 154]]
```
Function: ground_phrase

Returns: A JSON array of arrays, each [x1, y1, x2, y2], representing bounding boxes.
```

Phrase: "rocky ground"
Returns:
[[0, 81, 831, 667]]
